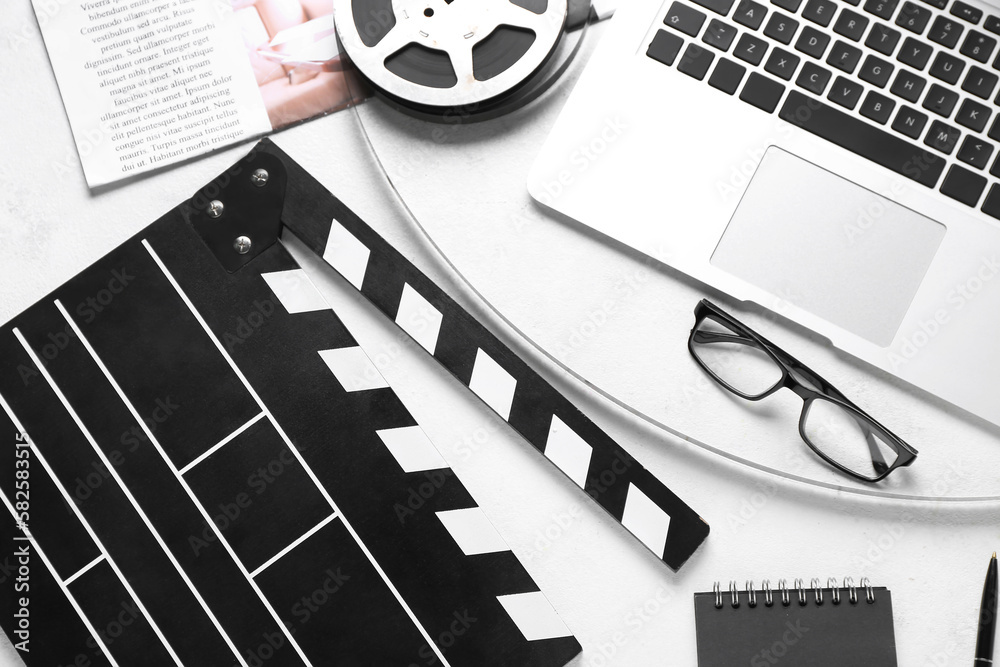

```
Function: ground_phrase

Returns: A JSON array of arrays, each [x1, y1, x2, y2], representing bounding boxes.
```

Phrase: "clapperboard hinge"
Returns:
[[185, 147, 288, 274]]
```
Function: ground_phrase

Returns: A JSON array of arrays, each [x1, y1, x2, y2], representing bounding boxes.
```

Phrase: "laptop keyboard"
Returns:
[[646, 0, 1000, 217]]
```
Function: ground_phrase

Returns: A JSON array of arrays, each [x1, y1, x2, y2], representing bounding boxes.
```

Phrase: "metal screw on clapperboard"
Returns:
[[251, 169, 269, 187], [234, 236, 252, 255]]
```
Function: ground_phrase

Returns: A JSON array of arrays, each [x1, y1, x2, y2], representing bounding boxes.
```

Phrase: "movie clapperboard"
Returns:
[[0, 140, 709, 666]]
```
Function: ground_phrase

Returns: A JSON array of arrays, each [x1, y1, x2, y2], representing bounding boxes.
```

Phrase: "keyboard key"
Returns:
[[834, 9, 870, 39], [764, 12, 799, 43], [665, 2, 708, 36], [928, 16, 965, 48], [704, 19, 739, 49], [734, 33, 769, 63], [951, 0, 983, 24], [929, 51, 966, 83], [827, 40, 864, 72], [828, 75, 865, 107], [919, 0, 946, 9], [925, 119, 962, 153], [766, 47, 802, 78], [678, 42, 716, 78], [961, 30, 998, 62], [981, 183, 1000, 219], [896, 2, 932, 33], [956, 98, 991, 131], [796, 61, 833, 92], [957, 135, 995, 168], [740, 71, 787, 111], [923, 83, 960, 115], [891, 69, 927, 100], [796, 26, 832, 57], [803, 0, 838, 26], [734, 0, 768, 29], [860, 90, 897, 121], [986, 15, 1000, 35], [693, 0, 737, 15], [989, 115, 1000, 140], [647, 29, 686, 66], [866, 24, 902, 54], [962, 65, 999, 98], [940, 165, 987, 205], [709, 57, 748, 93], [897, 37, 934, 69], [771, 0, 802, 11], [864, 0, 898, 20], [859, 54, 895, 85], [892, 105, 929, 136], [779, 90, 945, 186]]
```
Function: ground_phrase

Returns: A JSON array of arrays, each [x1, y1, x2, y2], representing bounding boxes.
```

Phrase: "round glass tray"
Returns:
[[345, 19, 1000, 502]]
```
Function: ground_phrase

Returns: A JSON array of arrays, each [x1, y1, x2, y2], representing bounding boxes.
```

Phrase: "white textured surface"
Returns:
[[2, 3, 1000, 665]]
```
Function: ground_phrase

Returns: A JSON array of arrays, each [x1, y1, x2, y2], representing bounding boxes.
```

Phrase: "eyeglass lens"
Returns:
[[690, 314, 783, 399], [801, 397, 900, 480]]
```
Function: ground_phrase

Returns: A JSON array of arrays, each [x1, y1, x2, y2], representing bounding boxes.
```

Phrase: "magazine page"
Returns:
[[33, 0, 363, 187]]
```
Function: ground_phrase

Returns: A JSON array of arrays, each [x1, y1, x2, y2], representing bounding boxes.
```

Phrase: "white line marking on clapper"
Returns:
[[179, 411, 266, 475], [0, 390, 183, 666], [12, 329, 249, 667], [54, 299, 313, 667], [142, 239, 453, 667], [0, 489, 121, 667], [63, 555, 105, 586], [250, 513, 337, 579]]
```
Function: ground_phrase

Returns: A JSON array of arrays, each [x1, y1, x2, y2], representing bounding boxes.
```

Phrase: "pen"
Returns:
[[975, 552, 998, 666]]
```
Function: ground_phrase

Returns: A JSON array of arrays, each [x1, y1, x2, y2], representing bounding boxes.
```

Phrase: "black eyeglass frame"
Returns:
[[688, 300, 918, 483]]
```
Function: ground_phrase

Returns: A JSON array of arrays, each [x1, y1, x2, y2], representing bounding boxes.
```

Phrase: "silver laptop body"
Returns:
[[530, 0, 1000, 425]]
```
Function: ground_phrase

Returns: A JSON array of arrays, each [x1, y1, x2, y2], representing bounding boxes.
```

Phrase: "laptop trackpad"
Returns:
[[711, 148, 947, 347]]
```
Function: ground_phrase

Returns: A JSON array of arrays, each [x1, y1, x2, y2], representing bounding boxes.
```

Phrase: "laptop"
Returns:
[[528, 0, 1000, 426]]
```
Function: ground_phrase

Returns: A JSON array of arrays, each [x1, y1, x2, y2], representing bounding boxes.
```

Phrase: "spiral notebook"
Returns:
[[694, 578, 898, 666]]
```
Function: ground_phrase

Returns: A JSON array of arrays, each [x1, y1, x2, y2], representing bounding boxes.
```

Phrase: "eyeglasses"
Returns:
[[688, 300, 918, 483]]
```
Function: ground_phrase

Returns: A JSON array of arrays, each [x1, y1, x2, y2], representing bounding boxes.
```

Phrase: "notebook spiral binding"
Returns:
[[712, 577, 877, 609]]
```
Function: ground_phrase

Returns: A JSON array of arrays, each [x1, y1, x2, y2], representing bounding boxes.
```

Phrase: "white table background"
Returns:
[[2, 0, 1000, 664]]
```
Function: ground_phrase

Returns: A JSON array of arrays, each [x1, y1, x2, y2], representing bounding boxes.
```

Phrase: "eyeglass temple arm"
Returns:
[[691, 329, 891, 473]]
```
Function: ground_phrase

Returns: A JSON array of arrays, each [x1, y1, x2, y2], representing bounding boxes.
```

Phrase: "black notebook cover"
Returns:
[[695, 584, 898, 666]]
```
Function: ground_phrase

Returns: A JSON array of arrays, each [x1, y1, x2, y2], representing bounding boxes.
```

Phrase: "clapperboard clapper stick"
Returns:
[[259, 138, 711, 568]]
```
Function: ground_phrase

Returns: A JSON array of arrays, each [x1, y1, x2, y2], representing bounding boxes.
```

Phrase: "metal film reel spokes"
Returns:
[[335, 0, 568, 111]]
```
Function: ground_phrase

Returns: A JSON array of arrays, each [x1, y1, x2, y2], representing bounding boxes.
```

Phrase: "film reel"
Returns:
[[334, 0, 572, 119]]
